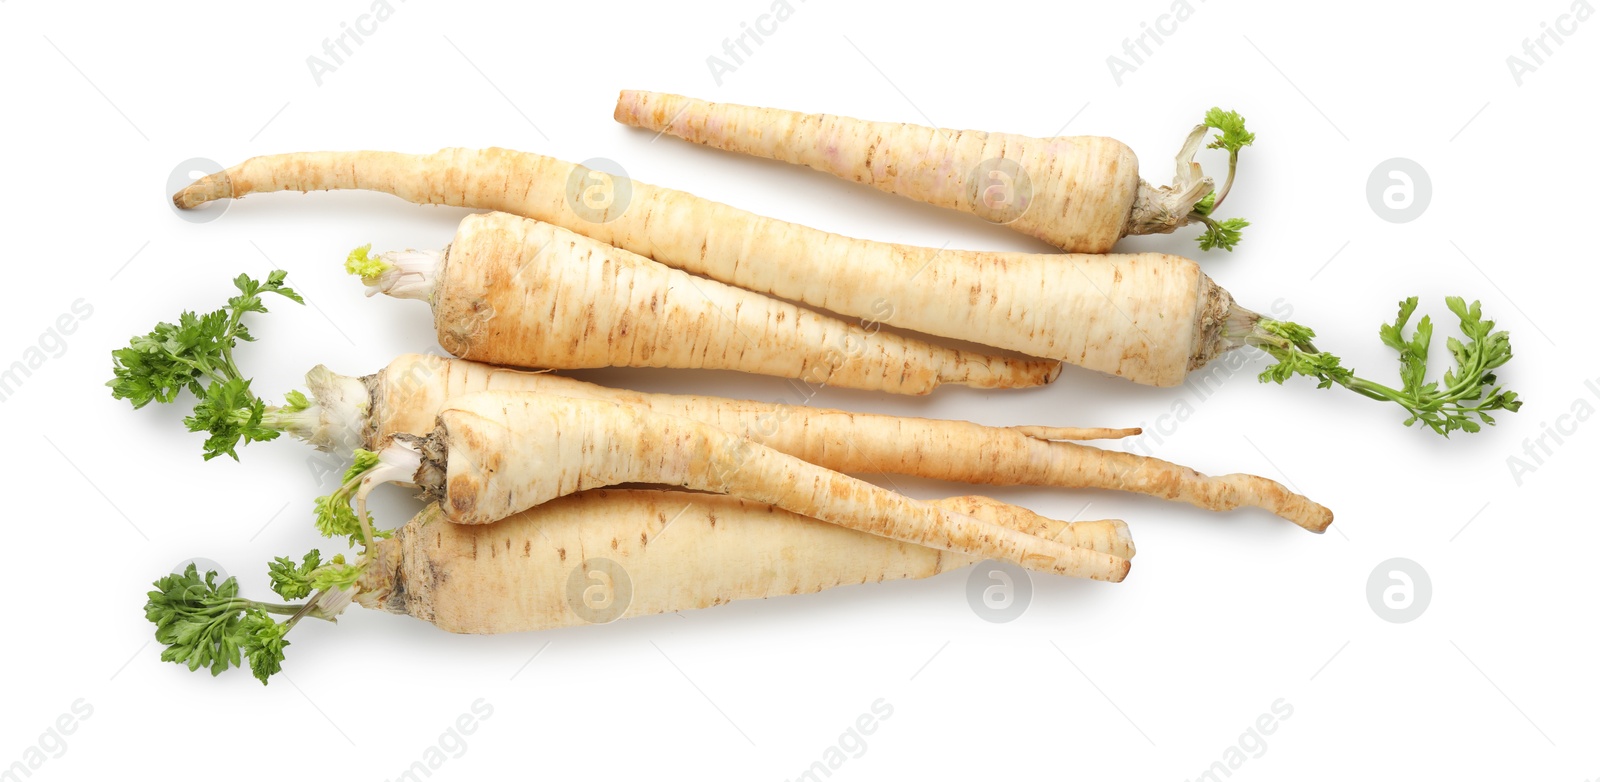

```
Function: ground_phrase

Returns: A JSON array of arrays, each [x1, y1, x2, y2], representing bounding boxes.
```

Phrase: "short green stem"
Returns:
[[1211, 151, 1240, 210], [257, 601, 310, 616]]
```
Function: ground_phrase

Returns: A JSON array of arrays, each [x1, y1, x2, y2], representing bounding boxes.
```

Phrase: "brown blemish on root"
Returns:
[[1187, 273, 1239, 370], [448, 475, 479, 518]]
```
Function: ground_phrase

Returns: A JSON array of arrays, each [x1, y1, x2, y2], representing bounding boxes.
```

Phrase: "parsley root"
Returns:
[[148, 490, 1133, 683], [345, 390, 1132, 581], [358, 491, 1136, 633], [614, 92, 1254, 252], [303, 354, 1330, 530], [349, 211, 1058, 394], [170, 148, 1263, 386]]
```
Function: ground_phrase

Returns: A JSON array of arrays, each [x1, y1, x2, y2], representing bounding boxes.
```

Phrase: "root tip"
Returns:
[[1107, 558, 1132, 583], [1304, 509, 1335, 534], [172, 173, 234, 210]]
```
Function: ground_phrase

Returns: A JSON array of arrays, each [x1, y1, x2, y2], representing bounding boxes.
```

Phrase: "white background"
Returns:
[[2, 1, 1595, 779]]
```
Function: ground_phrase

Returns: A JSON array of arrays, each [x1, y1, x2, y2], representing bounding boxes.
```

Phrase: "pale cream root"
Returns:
[[415, 391, 1130, 581], [612, 90, 1142, 253], [172, 149, 1241, 386], [354, 490, 1131, 633], [422, 212, 1058, 394], [338, 354, 1331, 531]]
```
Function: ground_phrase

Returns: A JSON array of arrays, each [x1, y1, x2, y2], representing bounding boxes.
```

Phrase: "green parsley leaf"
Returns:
[[1197, 217, 1250, 252], [314, 493, 366, 543], [268, 550, 325, 601], [240, 614, 291, 685], [281, 388, 312, 413], [109, 272, 304, 459], [313, 450, 385, 545], [183, 378, 282, 461], [145, 553, 359, 685], [146, 564, 259, 677], [1185, 108, 1255, 251], [310, 562, 365, 592], [1253, 298, 1522, 436], [1203, 108, 1255, 154], [345, 244, 392, 281]]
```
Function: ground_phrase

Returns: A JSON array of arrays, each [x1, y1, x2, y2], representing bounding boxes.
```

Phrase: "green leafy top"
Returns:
[[345, 244, 392, 281], [282, 388, 312, 413], [1187, 108, 1254, 252], [314, 449, 390, 546], [1251, 297, 1521, 436], [1192, 192, 1250, 253], [146, 476, 385, 685], [147, 557, 358, 685], [109, 271, 305, 460], [1203, 108, 1256, 154], [267, 549, 364, 601], [146, 563, 307, 684]]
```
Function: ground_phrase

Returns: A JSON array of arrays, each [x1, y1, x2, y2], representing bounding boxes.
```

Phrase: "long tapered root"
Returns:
[[423, 393, 1132, 581], [166, 149, 1245, 385], [356, 491, 1133, 633], [310, 354, 1332, 530], [612, 90, 1143, 253], [417, 212, 1061, 394]]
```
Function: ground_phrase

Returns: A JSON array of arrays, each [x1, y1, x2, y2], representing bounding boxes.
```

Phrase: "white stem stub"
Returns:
[[1125, 124, 1215, 237], [364, 438, 426, 494], [269, 365, 371, 457], [307, 585, 358, 620], [365, 249, 444, 301]]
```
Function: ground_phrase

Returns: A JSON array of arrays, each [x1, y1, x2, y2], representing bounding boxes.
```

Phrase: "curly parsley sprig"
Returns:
[[267, 549, 365, 601], [145, 444, 405, 684], [108, 271, 305, 460], [145, 559, 356, 684], [1245, 297, 1521, 436], [344, 243, 393, 280], [1187, 108, 1254, 252], [314, 449, 391, 547]]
